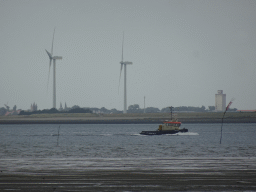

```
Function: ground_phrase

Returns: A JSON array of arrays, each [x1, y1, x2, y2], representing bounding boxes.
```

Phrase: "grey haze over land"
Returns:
[[1, 0, 256, 111]]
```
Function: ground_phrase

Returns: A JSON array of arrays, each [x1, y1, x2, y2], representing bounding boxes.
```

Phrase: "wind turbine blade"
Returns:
[[119, 32, 124, 94], [121, 32, 124, 61], [45, 49, 52, 59], [118, 63, 123, 94], [51, 28, 55, 55]]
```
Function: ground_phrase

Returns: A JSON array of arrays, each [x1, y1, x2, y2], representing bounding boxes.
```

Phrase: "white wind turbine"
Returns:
[[119, 33, 132, 114], [45, 28, 62, 109]]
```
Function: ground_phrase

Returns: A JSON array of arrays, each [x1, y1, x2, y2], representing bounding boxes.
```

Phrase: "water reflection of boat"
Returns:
[[140, 120, 188, 135]]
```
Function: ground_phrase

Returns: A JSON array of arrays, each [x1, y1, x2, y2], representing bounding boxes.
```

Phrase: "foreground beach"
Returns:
[[1, 158, 256, 191], [1, 169, 256, 191]]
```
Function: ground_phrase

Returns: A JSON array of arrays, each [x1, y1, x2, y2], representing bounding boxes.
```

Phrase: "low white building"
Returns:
[[215, 90, 226, 111]]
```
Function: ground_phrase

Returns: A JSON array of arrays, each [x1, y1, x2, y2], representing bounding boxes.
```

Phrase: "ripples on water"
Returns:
[[0, 123, 255, 172], [1, 123, 256, 158]]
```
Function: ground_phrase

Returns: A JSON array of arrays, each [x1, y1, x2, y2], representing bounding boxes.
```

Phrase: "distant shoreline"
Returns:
[[1, 112, 256, 124], [1, 117, 256, 124]]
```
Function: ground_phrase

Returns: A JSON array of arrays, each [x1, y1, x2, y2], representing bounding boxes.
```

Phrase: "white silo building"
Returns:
[[215, 90, 226, 111]]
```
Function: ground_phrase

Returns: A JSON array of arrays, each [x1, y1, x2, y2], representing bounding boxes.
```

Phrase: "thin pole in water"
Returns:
[[57, 125, 60, 146], [220, 113, 225, 144], [220, 99, 234, 144]]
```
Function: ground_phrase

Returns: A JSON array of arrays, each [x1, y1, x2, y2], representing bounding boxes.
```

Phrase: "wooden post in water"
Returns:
[[220, 99, 234, 144], [57, 125, 60, 146]]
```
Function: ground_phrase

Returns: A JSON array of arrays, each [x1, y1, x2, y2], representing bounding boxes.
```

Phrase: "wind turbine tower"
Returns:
[[119, 33, 132, 114], [45, 29, 62, 109]]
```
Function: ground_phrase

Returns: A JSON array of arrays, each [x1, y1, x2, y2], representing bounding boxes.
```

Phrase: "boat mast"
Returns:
[[169, 106, 173, 120]]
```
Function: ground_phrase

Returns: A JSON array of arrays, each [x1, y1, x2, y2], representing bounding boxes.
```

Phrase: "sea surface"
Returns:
[[0, 123, 256, 173]]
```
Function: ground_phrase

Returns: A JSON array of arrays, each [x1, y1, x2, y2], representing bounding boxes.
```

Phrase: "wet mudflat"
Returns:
[[1, 157, 256, 191], [1, 169, 256, 191]]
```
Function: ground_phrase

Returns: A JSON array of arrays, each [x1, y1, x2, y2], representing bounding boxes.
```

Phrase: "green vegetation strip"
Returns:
[[1, 112, 256, 124]]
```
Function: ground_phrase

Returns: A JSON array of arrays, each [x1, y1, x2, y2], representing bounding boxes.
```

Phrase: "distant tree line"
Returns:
[[17, 104, 237, 116], [90, 104, 237, 114], [126, 105, 209, 113], [19, 106, 92, 115], [127, 105, 237, 113], [0, 105, 19, 116], [0, 107, 7, 115]]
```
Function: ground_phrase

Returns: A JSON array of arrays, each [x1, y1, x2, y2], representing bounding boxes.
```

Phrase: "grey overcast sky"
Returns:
[[1, 0, 256, 111]]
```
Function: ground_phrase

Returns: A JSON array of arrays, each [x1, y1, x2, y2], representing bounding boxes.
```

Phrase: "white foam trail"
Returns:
[[134, 132, 199, 136], [176, 132, 199, 136]]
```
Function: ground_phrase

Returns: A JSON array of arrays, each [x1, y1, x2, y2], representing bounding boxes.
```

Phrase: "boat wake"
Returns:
[[175, 132, 199, 136], [164, 132, 199, 136], [136, 132, 199, 136]]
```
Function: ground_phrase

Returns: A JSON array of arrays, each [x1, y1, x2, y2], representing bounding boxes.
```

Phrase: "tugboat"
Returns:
[[140, 106, 188, 135], [140, 120, 188, 135]]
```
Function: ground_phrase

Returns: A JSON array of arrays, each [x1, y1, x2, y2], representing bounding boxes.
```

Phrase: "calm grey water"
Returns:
[[0, 123, 256, 173]]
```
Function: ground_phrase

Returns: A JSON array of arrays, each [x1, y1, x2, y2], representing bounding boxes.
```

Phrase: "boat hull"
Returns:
[[140, 128, 188, 135]]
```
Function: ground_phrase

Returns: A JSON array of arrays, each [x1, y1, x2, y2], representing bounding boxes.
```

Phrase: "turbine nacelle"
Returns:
[[53, 56, 62, 60], [120, 61, 132, 65], [46, 50, 62, 60]]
